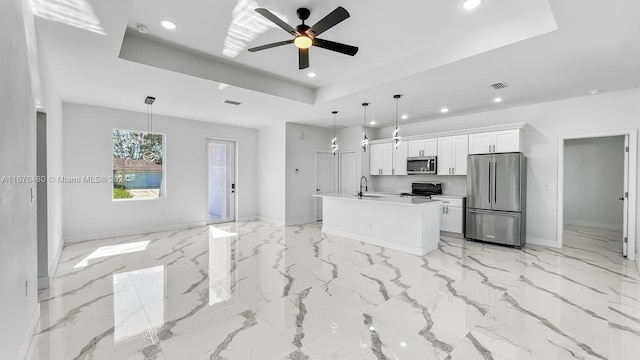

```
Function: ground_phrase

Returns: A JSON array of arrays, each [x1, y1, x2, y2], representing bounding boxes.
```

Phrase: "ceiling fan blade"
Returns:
[[255, 8, 298, 36], [299, 48, 309, 69], [313, 38, 358, 56], [306, 6, 350, 37], [248, 39, 294, 52]]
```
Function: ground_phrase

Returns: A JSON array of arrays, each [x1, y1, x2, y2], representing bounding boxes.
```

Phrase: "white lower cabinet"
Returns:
[[431, 196, 465, 236]]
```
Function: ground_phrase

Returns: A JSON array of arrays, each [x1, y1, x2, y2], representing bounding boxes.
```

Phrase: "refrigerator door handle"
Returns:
[[487, 161, 491, 203], [494, 160, 498, 203], [469, 209, 517, 217]]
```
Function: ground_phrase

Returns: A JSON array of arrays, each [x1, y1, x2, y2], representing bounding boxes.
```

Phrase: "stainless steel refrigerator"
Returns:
[[466, 152, 526, 247]]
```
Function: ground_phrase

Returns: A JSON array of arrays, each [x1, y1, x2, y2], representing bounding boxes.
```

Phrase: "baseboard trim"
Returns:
[[237, 216, 259, 222], [48, 236, 64, 278], [17, 304, 40, 360], [64, 221, 207, 243], [527, 236, 559, 248], [285, 218, 317, 226], [258, 216, 285, 226], [564, 220, 622, 231]]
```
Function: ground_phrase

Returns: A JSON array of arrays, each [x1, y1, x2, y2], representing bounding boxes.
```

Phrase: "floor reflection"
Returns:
[[113, 266, 164, 343]]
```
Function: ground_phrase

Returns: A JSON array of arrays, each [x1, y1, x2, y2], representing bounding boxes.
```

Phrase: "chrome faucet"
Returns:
[[358, 176, 368, 198]]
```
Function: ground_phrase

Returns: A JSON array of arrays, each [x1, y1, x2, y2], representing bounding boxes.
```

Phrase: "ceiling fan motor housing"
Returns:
[[297, 8, 311, 22]]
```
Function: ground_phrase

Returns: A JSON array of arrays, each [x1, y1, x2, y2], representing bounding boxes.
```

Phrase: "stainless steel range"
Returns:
[[400, 182, 442, 198]]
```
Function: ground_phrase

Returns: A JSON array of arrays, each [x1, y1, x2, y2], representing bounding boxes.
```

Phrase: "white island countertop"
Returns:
[[313, 193, 441, 206], [314, 193, 441, 255]]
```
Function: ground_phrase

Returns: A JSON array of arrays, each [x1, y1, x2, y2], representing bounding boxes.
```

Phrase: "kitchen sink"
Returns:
[[353, 193, 386, 198]]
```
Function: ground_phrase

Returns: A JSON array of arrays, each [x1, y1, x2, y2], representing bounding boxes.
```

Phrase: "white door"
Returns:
[[394, 141, 408, 175], [468, 132, 494, 154], [623, 135, 629, 256], [437, 136, 453, 175], [452, 135, 469, 175], [316, 151, 335, 221], [494, 129, 521, 153], [340, 152, 357, 195], [207, 139, 235, 223]]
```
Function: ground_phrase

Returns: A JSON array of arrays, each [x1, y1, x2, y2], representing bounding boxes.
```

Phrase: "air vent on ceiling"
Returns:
[[490, 82, 509, 90], [223, 99, 242, 106]]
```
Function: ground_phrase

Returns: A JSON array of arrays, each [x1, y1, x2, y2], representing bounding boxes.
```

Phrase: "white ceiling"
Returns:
[[35, 0, 640, 129]]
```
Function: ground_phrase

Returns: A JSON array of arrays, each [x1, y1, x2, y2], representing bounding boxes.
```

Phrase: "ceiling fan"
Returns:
[[248, 6, 359, 70]]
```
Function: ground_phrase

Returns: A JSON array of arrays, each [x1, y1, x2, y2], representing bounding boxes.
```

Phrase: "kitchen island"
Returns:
[[313, 194, 441, 256]]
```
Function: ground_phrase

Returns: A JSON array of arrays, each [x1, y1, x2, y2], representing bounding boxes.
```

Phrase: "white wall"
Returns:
[[258, 123, 286, 225], [337, 126, 366, 187], [63, 103, 259, 241], [564, 136, 625, 230], [37, 38, 64, 285], [0, 0, 40, 358], [285, 123, 333, 225], [373, 88, 640, 249]]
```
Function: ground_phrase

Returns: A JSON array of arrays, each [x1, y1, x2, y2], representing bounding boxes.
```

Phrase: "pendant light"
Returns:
[[361, 103, 369, 152], [331, 111, 339, 155], [145, 96, 156, 132], [392, 94, 402, 149]]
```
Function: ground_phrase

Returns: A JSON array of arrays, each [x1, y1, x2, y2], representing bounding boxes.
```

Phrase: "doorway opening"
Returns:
[[207, 139, 235, 224], [36, 111, 49, 289], [315, 151, 335, 221], [557, 131, 637, 260]]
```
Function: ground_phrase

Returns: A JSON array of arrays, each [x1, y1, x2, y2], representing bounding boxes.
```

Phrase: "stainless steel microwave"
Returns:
[[407, 156, 437, 174]]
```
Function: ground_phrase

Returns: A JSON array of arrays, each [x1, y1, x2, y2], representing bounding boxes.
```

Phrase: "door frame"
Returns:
[[315, 150, 335, 221], [557, 129, 637, 260], [205, 138, 237, 224], [339, 151, 356, 194]]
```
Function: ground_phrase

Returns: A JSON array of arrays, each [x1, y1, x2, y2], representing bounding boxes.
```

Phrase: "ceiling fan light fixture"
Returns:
[[294, 35, 313, 49]]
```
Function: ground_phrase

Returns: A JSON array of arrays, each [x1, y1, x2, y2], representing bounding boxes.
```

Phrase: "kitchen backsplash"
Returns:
[[370, 174, 467, 196]]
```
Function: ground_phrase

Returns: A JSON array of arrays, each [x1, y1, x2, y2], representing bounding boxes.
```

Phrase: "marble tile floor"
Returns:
[[25, 222, 640, 360]]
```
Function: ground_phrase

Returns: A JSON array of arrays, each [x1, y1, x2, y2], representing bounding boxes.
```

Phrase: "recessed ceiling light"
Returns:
[[462, 0, 482, 10], [400, 342, 408, 348], [401, 114, 408, 120], [590, 89, 603, 95], [440, 108, 449, 113], [160, 20, 177, 30], [307, 72, 317, 78], [494, 97, 503, 103], [370, 121, 376, 125]]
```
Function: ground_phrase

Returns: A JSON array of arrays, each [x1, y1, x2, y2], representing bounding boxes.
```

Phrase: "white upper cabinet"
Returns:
[[369, 143, 393, 175], [437, 135, 468, 175], [468, 129, 522, 154], [393, 141, 408, 175], [407, 138, 437, 157], [370, 142, 406, 175]]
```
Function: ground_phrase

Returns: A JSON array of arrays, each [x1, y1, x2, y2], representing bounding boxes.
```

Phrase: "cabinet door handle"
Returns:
[[489, 145, 491, 152]]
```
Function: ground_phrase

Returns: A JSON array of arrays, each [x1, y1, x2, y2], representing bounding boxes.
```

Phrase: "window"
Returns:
[[112, 129, 165, 200]]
